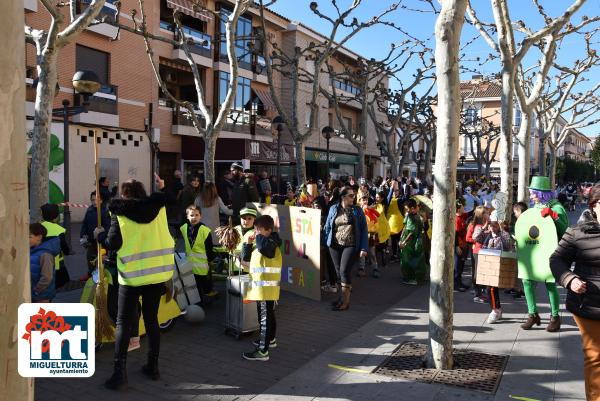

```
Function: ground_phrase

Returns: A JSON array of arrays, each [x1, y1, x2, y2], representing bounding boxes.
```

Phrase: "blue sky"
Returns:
[[269, 0, 600, 136]]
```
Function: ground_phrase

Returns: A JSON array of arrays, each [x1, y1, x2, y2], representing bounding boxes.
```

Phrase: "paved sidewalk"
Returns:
[[36, 247, 419, 401], [251, 284, 585, 401]]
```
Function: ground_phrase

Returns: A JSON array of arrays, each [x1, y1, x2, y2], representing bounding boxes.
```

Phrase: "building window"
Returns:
[[344, 117, 353, 134], [463, 135, 474, 157], [218, 71, 251, 124], [219, 8, 252, 68], [514, 108, 522, 127], [465, 107, 477, 125], [76, 44, 109, 85]]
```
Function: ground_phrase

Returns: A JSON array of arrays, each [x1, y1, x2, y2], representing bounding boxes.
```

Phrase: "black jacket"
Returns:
[[99, 192, 171, 251], [241, 232, 282, 262], [231, 176, 260, 213], [550, 209, 600, 321]]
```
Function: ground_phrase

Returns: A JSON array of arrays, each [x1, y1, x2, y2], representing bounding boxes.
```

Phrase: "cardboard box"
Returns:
[[475, 249, 518, 288]]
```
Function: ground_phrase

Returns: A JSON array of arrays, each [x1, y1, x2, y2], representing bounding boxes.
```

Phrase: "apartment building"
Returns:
[[24, 0, 387, 221]]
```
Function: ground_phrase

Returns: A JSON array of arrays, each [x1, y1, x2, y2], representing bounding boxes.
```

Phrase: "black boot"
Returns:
[[142, 354, 160, 381], [105, 358, 128, 391]]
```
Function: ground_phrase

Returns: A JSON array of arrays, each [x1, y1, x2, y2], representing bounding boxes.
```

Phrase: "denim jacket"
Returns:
[[323, 203, 369, 252]]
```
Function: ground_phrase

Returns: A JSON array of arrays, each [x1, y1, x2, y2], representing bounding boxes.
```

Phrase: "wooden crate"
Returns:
[[475, 249, 518, 289]]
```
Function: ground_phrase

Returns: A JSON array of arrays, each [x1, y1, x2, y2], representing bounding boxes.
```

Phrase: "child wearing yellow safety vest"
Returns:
[[181, 205, 215, 306], [241, 215, 282, 361], [233, 207, 257, 271], [41, 203, 71, 288]]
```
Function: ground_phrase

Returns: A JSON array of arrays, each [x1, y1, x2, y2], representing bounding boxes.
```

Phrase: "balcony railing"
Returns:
[[174, 26, 212, 58], [223, 110, 271, 136], [75, 84, 118, 115], [172, 105, 207, 128], [80, 0, 118, 23], [332, 79, 361, 96]]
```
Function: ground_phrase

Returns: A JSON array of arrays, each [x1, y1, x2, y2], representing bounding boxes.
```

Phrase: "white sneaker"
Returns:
[[487, 309, 502, 324]]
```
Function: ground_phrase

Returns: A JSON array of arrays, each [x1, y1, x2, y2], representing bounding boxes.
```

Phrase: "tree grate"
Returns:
[[372, 342, 508, 394]]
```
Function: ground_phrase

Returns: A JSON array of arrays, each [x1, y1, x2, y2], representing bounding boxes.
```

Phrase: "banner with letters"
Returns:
[[251, 203, 321, 301]]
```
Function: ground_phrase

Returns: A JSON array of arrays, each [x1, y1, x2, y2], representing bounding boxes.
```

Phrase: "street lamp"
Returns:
[[321, 126, 335, 180], [459, 155, 466, 166], [52, 70, 101, 244], [271, 115, 284, 193]]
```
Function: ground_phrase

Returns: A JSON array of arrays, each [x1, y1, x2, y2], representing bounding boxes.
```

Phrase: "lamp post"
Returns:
[[52, 70, 101, 244], [272, 115, 284, 193], [321, 126, 334, 181]]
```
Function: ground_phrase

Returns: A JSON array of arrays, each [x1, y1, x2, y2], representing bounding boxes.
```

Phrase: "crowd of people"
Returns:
[[26, 163, 600, 399]]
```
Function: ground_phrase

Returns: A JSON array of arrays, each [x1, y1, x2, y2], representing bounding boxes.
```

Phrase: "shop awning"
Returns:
[[166, 0, 212, 22], [253, 89, 276, 110]]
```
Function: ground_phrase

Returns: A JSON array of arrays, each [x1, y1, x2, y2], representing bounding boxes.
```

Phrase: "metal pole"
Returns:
[[62, 99, 72, 246], [276, 126, 282, 192]]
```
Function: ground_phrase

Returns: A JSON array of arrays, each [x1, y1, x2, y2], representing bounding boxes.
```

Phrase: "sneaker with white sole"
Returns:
[[252, 338, 277, 349], [243, 350, 269, 361], [487, 309, 502, 324]]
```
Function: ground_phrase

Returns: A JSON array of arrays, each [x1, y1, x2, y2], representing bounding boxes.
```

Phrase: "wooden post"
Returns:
[[0, 2, 34, 399]]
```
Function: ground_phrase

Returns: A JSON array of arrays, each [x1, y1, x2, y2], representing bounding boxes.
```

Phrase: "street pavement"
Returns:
[[34, 206, 587, 401]]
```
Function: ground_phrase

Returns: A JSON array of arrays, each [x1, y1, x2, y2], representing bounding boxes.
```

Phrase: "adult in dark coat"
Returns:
[[230, 163, 259, 222], [550, 184, 600, 401]]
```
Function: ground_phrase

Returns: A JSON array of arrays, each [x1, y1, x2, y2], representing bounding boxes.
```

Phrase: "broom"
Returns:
[[94, 130, 115, 342]]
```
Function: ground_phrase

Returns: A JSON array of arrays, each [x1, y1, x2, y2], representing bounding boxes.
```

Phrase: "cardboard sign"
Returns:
[[514, 208, 558, 283], [252, 203, 321, 301]]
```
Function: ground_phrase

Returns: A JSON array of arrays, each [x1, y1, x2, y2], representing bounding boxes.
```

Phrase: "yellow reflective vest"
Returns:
[[41, 221, 65, 270], [116, 207, 174, 286], [233, 226, 254, 271], [245, 246, 282, 301], [386, 198, 404, 235], [180, 224, 211, 275]]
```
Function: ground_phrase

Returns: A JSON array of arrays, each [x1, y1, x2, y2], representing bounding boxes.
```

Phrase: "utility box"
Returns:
[[476, 249, 518, 288]]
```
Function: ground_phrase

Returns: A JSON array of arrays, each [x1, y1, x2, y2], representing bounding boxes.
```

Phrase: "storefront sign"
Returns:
[[246, 140, 295, 163], [251, 203, 321, 301], [305, 149, 359, 164]]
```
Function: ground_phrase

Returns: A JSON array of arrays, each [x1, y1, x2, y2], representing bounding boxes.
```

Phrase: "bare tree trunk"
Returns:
[[548, 147, 557, 187], [204, 131, 217, 184], [538, 132, 546, 175], [29, 52, 59, 222], [295, 140, 307, 185], [427, 0, 467, 370], [27, 0, 106, 221], [516, 112, 531, 202], [0, 3, 33, 399], [498, 68, 515, 217], [356, 146, 366, 179], [389, 154, 399, 178], [423, 140, 434, 185]]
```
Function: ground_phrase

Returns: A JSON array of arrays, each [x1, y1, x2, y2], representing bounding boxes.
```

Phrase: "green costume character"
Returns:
[[399, 199, 427, 285], [516, 176, 567, 332]]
